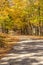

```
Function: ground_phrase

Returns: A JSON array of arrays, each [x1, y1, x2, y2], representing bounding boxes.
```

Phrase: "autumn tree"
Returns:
[[0, 0, 43, 35]]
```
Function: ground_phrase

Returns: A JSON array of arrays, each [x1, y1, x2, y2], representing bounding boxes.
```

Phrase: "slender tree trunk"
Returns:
[[38, 5, 41, 36]]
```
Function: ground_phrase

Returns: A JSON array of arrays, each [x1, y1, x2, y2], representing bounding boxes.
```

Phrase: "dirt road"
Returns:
[[0, 39, 43, 65]]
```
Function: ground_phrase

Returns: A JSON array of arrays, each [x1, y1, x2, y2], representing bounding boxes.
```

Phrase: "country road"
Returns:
[[0, 39, 43, 65]]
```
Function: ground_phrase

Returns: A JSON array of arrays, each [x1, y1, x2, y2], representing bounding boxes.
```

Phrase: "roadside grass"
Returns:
[[0, 33, 19, 58]]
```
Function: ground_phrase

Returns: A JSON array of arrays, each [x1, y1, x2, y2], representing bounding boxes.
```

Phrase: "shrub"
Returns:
[[0, 36, 5, 48]]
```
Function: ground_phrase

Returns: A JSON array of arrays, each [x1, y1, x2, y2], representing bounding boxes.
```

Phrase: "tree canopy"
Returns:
[[0, 0, 43, 35]]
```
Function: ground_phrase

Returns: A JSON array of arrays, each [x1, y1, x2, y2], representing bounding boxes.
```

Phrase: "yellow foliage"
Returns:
[[34, 0, 39, 5]]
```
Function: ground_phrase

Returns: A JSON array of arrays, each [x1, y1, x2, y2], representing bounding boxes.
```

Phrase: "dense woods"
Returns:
[[0, 0, 43, 35]]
